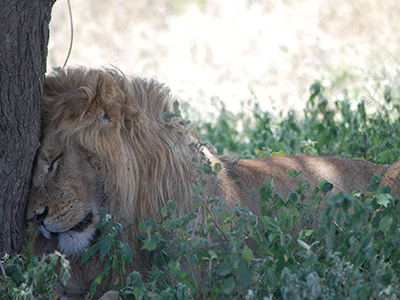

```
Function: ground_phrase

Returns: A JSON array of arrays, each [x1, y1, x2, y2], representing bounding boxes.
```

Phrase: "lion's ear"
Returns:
[[77, 73, 127, 155], [85, 73, 125, 128], [44, 69, 128, 160], [65, 73, 128, 159], [44, 71, 125, 133]]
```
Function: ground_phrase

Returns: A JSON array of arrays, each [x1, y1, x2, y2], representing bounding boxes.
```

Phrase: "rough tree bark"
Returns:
[[0, 0, 56, 256]]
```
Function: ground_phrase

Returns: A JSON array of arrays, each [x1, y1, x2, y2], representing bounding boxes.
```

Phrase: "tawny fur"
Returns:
[[382, 161, 400, 195], [28, 68, 387, 299]]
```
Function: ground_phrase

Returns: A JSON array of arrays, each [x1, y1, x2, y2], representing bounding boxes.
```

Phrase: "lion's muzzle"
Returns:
[[29, 205, 49, 226]]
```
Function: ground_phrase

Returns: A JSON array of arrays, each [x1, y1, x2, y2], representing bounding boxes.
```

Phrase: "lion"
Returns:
[[382, 161, 400, 196], [27, 68, 386, 299]]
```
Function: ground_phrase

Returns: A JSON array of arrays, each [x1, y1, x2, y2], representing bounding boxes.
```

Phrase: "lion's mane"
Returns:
[[42, 68, 204, 228]]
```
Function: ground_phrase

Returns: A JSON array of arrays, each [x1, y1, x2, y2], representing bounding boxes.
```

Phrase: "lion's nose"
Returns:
[[32, 206, 49, 225]]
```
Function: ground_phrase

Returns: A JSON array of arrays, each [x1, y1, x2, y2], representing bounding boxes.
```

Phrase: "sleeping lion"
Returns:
[[27, 68, 386, 299]]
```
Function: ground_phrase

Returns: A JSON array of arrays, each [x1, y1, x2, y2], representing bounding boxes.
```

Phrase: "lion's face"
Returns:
[[27, 132, 103, 256]]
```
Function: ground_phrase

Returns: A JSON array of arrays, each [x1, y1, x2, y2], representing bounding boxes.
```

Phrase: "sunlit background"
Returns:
[[47, 0, 400, 116]]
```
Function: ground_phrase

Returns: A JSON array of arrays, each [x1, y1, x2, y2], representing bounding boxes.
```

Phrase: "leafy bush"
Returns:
[[0, 251, 70, 300], [81, 211, 134, 299], [198, 81, 400, 164], [106, 174, 398, 300]]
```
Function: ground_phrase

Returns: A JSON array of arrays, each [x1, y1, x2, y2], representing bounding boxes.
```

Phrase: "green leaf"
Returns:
[[214, 163, 222, 173], [242, 245, 254, 262], [100, 233, 114, 262], [366, 175, 382, 192], [143, 218, 157, 232], [259, 185, 272, 203], [193, 183, 203, 195], [261, 216, 279, 232], [379, 266, 393, 286], [342, 194, 354, 211], [89, 276, 100, 298], [309, 81, 321, 103], [320, 180, 333, 194], [378, 185, 392, 195], [272, 150, 285, 156], [111, 221, 123, 232], [214, 262, 233, 276], [142, 239, 157, 251], [167, 200, 178, 213], [336, 210, 345, 226], [378, 149, 396, 164], [202, 163, 212, 174], [377, 193, 392, 207], [172, 100, 182, 118], [288, 170, 303, 179], [286, 192, 299, 206], [117, 241, 133, 264], [139, 221, 146, 233], [379, 215, 397, 238], [81, 242, 100, 265], [325, 232, 334, 253], [162, 112, 176, 119], [161, 207, 167, 217], [103, 258, 112, 275], [237, 261, 251, 293], [222, 276, 236, 295], [208, 250, 218, 260], [273, 194, 284, 210], [127, 271, 144, 293], [298, 239, 311, 250], [167, 141, 178, 150], [278, 210, 297, 230], [170, 261, 182, 277]]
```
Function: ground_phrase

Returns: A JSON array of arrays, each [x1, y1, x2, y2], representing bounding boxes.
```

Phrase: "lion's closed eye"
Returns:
[[48, 154, 63, 172]]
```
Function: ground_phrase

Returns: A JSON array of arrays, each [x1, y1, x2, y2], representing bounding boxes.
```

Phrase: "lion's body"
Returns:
[[27, 68, 385, 298], [219, 155, 385, 211], [382, 161, 400, 195]]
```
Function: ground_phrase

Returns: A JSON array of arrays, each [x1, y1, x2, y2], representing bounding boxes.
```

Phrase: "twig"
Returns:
[[0, 261, 6, 278], [203, 200, 230, 243], [62, 0, 74, 69], [203, 202, 212, 248], [190, 206, 202, 240], [332, 219, 343, 232]]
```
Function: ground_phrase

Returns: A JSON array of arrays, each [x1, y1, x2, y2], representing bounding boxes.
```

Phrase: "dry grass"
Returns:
[[48, 0, 400, 115]]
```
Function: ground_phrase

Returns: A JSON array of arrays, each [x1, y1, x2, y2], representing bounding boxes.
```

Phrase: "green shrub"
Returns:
[[198, 81, 400, 164], [0, 251, 70, 300], [105, 174, 400, 299], [81, 211, 134, 299]]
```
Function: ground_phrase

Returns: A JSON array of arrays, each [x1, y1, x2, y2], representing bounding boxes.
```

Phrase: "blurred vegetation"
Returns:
[[197, 77, 400, 165]]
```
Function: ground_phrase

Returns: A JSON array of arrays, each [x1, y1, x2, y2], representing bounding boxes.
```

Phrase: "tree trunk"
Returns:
[[0, 0, 56, 256]]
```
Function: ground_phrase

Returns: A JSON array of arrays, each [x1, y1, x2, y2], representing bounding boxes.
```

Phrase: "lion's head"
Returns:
[[27, 68, 201, 258]]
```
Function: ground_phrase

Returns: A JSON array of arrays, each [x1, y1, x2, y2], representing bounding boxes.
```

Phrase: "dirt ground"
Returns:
[[47, 0, 400, 116]]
